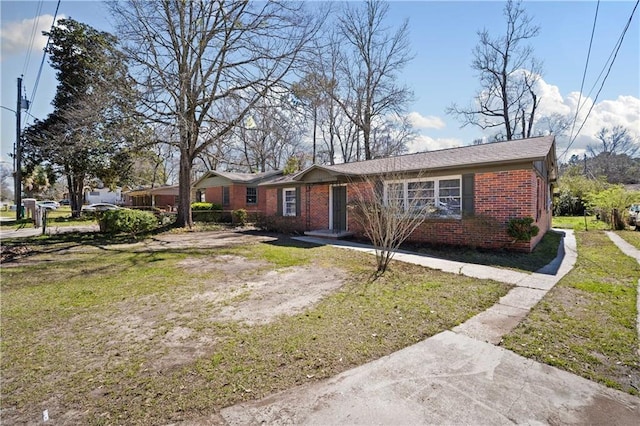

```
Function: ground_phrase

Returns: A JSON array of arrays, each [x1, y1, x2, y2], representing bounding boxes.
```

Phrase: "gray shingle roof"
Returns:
[[260, 136, 556, 186], [197, 170, 283, 185], [318, 135, 555, 176], [215, 170, 282, 183]]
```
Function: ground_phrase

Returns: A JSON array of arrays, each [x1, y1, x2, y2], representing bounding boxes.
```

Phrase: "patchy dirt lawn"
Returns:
[[1, 231, 348, 424]]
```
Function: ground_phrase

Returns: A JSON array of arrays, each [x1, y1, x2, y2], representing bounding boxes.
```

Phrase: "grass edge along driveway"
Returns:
[[503, 230, 640, 396]]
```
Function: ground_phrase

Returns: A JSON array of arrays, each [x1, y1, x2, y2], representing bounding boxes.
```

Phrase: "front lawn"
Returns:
[[552, 215, 611, 231], [0, 206, 95, 229], [502, 231, 640, 395], [1, 231, 510, 424]]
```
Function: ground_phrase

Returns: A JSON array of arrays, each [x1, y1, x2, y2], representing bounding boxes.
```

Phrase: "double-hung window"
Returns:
[[385, 176, 461, 218], [246, 187, 257, 205], [283, 188, 296, 216], [222, 186, 230, 206]]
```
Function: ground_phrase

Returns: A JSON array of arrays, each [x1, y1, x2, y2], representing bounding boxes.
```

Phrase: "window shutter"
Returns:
[[295, 187, 301, 217], [462, 173, 474, 216], [277, 189, 283, 216]]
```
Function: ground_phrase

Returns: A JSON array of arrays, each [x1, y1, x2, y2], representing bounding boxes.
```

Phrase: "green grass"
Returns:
[[616, 230, 640, 249], [0, 206, 95, 229], [502, 231, 640, 395], [0, 232, 511, 424], [552, 215, 610, 231], [406, 230, 562, 273]]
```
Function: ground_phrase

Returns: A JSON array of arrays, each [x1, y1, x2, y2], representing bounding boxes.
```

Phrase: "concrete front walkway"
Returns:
[[218, 230, 640, 425]]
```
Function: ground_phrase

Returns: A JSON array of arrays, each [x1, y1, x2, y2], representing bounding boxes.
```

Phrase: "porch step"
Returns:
[[304, 229, 354, 239]]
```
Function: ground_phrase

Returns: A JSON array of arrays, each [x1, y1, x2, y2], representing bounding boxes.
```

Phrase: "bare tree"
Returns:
[[535, 112, 572, 137], [333, 0, 414, 160], [448, 0, 542, 141], [369, 115, 416, 158], [0, 163, 13, 202], [349, 171, 449, 276], [588, 125, 639, 158], [110, 0, 321, 227]]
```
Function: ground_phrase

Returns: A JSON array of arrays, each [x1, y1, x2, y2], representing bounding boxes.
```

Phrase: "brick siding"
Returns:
[[264, 168, 552, 252]]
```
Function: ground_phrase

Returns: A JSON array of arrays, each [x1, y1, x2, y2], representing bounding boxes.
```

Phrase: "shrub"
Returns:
[[191, 202, 222, 211], [255, 214, 304, 234], [507, 217, 539, 242], [232, 209, 247, 226], [99, 209, 158, 235]]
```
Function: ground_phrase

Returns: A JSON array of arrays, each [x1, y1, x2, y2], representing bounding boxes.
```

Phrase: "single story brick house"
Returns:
[[260, 135, 558, 252], [193, 170, 283, 213], [124, 185, 179, 210]]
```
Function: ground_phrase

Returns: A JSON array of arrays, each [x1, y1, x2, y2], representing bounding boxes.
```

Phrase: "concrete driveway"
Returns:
[[217, 230, 640, 425]]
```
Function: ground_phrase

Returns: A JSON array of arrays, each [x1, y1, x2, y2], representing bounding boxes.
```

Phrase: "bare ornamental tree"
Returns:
[[349, 172, 458, 276]]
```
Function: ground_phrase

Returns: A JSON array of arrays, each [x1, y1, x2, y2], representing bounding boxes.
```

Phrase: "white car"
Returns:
[[81, 203, 120, 212], [38, 200, 60, 210]]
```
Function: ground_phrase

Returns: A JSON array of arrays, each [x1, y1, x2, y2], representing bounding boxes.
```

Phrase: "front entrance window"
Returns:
[[283, 188, 296, 216]]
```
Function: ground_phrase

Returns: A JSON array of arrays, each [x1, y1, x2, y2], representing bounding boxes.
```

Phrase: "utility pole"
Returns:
[[15, 77, 23, 220], [15, 76, 29, 221]]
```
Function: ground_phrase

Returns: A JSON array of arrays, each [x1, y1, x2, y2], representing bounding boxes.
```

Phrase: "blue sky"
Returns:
[[1, 0, 639, 169]]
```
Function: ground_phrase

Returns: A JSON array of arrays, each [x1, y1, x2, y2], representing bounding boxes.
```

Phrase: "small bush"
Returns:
[[99, 209, 158, 235], [255, 214, 304, 234], [507, 217, 539, 242], [232, 209, 247, 226], [191, 202, 222, 211]]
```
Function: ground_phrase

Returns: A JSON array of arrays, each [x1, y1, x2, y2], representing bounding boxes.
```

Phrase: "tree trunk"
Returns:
[[67, 172, 84, 218], [175, 152, 193, 228]]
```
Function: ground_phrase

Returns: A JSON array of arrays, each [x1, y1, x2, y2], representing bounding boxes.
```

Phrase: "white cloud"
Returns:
[[406, 135, 463, 153], [533, 77, 639, 161], [0, 14, 61, 60], [407, 111, 446, 130]]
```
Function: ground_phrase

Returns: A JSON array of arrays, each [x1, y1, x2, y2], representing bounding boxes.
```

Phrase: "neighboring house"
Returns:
[[84, 187, 123, 205], [260, 136, 558, 252], [124, 185, 179, 210], [193, 170, 283, 213]]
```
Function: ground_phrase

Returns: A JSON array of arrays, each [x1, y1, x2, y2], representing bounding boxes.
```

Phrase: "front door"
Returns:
[[332, 185, 347, 232]]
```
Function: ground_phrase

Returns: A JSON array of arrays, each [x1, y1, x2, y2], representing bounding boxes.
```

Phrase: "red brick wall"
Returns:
[[205, 187, 223, 205], [204, 184, 264, 213], [154, 195, 177, 210], [264, 168, 552, 251]]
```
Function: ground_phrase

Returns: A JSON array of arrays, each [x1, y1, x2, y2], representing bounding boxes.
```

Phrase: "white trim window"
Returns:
[[246, 187, 257, 205], [283, 188, 296, 216], [384, 176, 462, 218]]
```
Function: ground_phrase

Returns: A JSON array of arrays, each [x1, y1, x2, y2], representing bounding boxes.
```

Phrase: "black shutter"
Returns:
[[295, 187, 301, 217], [462, 173, 474, 216], [277, 188, 283, 216]]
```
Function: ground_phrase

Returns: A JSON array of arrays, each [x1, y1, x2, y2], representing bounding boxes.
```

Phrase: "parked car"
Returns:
[[81, 203, 120, 212], [628, 204, 640, 226], [59, 199, 70, 205], [37, 200, 60, 210]]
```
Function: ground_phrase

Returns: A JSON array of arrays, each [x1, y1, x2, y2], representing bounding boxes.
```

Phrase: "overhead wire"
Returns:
[[22, 0, 44, 76], [24, 0, 62, 128], [560, 0, 639, 161], [567, 0, 599, 147]]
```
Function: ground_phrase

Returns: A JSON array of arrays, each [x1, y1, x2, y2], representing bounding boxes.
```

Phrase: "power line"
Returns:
[[567, 0, 599, 145], [560, 0, 639, 161], [22, 1, 44, 76], [25, 0, 61, 128]]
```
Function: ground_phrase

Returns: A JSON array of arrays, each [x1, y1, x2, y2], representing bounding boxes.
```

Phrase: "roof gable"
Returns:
[[194, 170, 283, 188]]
